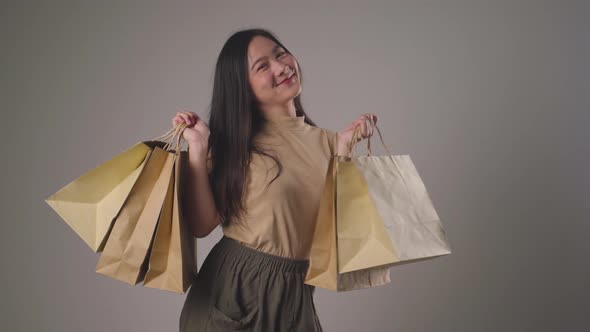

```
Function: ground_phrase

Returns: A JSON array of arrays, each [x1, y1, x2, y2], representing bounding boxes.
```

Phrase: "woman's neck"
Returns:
[[260, 100, 297, 119]]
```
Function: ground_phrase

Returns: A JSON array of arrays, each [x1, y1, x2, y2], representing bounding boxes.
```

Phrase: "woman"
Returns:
[[175, 28, 377, 331]]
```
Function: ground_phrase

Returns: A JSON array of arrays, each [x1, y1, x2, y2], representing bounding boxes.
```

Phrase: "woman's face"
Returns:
[[247, 36, 301, 108]]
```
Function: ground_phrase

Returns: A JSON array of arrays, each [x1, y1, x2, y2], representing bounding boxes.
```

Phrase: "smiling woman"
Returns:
[[175, 27, 375, 332], [247, 36, 303, 113]]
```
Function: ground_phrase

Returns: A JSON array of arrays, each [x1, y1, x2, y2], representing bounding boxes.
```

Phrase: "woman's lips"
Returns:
[[277, 73, 296, 86]]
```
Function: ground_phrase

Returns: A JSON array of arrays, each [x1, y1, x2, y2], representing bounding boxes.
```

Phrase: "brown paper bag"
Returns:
[[143, 151, 196, 293], [305, 157, 392, 292], [336, 157, 399, 273], [45, 143, 152, 252], [95, 144, 176, 285], [305, 120, 451, 291], [337, 122, 452, 274], [45, 125, 185, 253]]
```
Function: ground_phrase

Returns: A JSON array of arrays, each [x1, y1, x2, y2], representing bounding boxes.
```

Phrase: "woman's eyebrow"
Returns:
[[250, 45, 282, 70]]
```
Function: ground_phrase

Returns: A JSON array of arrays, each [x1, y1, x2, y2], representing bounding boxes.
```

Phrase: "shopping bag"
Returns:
[[305, 120, 451, 291], [45, 142, 152, 252], [45, 124, 184, 253], [95, 127, 186, 286], [143, 150, 196, 293], [305, 154, 392, 292], [340, 121, 451, 273]]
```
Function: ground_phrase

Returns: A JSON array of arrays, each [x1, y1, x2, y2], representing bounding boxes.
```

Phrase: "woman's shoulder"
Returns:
[[315, 127, 338, 157]]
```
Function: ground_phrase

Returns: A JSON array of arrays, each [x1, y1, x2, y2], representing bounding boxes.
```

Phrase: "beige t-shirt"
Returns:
[[222, 113, 338, 260]]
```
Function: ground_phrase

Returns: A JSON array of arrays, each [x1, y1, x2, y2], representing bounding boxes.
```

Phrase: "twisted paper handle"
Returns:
[[347, 116, 393, 158], [152, 122, 188, 154]]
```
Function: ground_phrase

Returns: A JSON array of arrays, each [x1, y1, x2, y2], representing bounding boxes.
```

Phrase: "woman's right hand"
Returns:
[[172, 111, 210, 156]]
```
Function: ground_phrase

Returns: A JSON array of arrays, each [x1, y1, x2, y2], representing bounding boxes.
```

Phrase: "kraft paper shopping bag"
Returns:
[[143, 151, 196, 293], [337, 122, 451, 274], [45, 125, 185, 253], [306, 119, 451, 291], [45, 143, 152, 252], [95, 144, 176, 285], [305, 156, 392, 292]]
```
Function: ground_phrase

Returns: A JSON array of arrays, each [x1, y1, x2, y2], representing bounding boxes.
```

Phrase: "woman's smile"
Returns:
[[277, 73, 296, 87]]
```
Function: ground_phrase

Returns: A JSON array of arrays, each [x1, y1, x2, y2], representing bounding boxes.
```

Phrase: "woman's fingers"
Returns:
[[363, 117, 372, 138], [356, 119, 367, 141], [172, 111, 201, 127], [172, 112, 187, 126], [364, 114, 377, 137], [187, 112, 199, 124], [369, 113, 377, 127], [355, 113, 377, 139], [181, 112, 193, 125]]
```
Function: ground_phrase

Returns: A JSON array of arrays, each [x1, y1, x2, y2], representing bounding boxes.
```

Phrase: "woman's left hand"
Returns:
[[336, 113, 378, 157]]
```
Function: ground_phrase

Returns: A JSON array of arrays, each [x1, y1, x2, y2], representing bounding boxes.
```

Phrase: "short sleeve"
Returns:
[[322, 128, 338, 157]]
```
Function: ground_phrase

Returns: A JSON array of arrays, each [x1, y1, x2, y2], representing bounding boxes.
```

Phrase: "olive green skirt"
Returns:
[[179, 236, 323, 331]]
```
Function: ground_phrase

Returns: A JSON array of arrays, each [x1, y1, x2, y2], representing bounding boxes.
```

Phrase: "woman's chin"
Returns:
[[285, 84, 302, 99]]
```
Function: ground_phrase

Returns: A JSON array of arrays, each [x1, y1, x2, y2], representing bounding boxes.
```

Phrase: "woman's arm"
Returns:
[[336, 133, 350, 157], [172, 110, 220, 238], [183, 151, 220, 238]]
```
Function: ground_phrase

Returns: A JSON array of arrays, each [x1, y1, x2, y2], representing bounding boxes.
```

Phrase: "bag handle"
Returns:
[[348, 116, 394, 157], [152, 123, 188, 154], [152, 127, 178, 143], [348, 123, 370, 157]]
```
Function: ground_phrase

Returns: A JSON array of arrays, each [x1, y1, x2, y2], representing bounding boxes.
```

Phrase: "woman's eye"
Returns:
[[257, 52, 287, 71]]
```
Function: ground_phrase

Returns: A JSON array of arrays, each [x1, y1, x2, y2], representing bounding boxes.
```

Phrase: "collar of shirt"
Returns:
[[262, 112, 307, 131]]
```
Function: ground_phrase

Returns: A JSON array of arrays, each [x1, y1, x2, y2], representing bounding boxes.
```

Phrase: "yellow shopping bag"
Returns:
[[305, 153, 392, 292], [46, 143, 152, 252], [45, 125, 187, 253]]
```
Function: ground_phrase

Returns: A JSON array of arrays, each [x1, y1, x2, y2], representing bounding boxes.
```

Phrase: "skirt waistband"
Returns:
[[215, 236, 310, 274]]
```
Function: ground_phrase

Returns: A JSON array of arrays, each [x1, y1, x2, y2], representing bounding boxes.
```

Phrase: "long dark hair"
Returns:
[[207, 28, 316, 226]]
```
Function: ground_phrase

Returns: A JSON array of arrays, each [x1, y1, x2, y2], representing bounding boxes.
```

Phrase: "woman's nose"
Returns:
[[280, 66, 290, 75], [273, 61, 291, 75]]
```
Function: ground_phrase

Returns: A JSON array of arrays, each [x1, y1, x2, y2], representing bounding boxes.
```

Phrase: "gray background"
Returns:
[[2, 0, 589, 331]]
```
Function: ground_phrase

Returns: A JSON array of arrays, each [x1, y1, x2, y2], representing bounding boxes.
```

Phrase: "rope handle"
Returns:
[[347, 116, 394, 157], [151, 122, 188, 154]]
